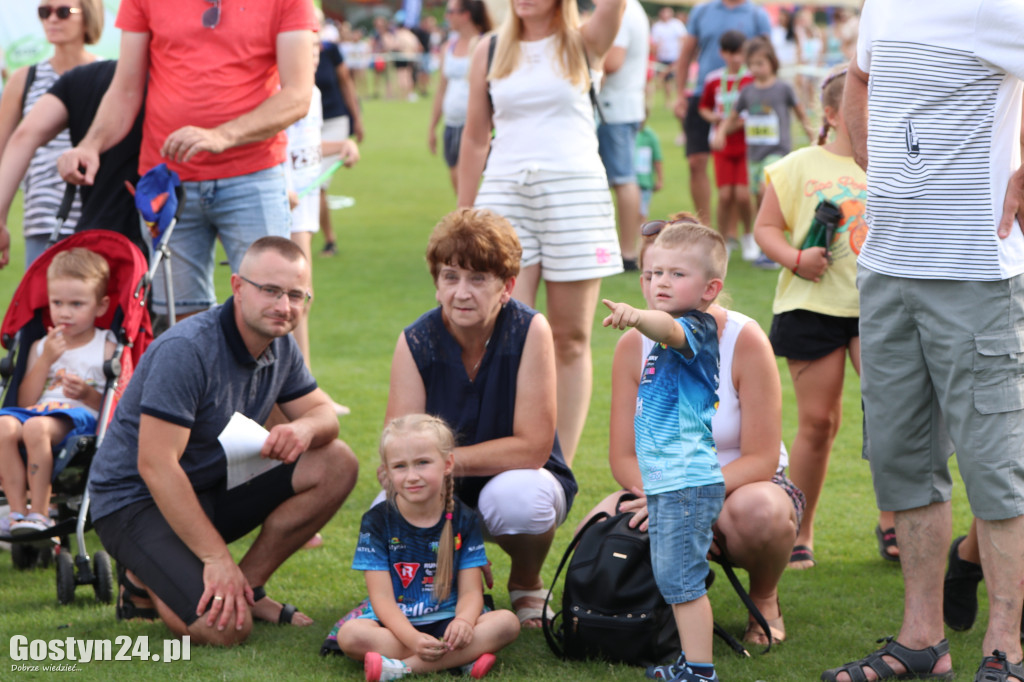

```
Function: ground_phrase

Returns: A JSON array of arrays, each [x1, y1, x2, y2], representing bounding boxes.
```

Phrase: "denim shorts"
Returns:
[[647, 482, 725, 604], [151, 164, 290, 314], [597, 121, 640, 186], [443, 124, 464, 168]]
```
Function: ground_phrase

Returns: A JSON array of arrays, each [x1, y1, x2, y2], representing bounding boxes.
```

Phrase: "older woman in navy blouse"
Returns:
[[385, 208, 576, 629]]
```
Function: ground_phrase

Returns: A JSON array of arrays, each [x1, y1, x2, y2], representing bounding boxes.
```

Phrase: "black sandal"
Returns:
[[789, 544, 816, 568], [876, 525, 900, 563], [116, 564, 158, 621], [821, 637, 954, 681], [977, 651, 1024, 682], [252, 585, 299, 625]]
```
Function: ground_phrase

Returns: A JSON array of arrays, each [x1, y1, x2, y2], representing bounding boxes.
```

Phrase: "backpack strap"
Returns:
[[21, 64, 37, 116], [541, 510, 610, 659], [580, 44, 605, 126], [711, 548, 774, 655], [485, 33, 497, 116]]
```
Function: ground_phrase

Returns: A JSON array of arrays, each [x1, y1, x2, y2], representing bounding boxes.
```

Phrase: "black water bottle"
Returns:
[[800, 200, 843, 252]]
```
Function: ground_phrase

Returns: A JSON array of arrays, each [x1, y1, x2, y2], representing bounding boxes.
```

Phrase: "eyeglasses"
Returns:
[[37, 5, 81, 20], [202, 0, 220, 29], [239, 275, 311, 307]]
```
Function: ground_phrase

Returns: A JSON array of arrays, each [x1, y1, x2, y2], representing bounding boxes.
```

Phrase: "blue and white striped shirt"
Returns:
[[635, 311, 722, 495]]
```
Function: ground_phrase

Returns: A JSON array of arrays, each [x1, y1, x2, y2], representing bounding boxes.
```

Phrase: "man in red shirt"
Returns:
[[59, 0, 317, 320]]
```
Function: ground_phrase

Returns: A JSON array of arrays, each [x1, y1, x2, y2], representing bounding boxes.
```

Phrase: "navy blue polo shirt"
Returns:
[[88, 298, 317, 521]]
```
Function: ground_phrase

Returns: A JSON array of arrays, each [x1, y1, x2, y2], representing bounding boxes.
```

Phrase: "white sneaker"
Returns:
[[1, 512, 26, 535], [740, 234, 761, 262], [364, 652, 411, 681], [725, 238, 739, 258], [11, 512, 51, 535]]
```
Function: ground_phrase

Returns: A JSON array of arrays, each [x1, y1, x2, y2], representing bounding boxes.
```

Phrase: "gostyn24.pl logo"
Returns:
[[9, 635, 190, 669]]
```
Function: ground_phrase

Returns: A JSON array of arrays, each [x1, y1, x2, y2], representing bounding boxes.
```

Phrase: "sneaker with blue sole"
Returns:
[[647, 652, 687, 680], [670, 665, 719, 682]]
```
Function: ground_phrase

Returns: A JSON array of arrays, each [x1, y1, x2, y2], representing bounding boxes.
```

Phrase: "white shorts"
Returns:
[[475, 170, 623, 282], [289, 189, 319, 233], [321, 116, 351, 191], [370, 468, 568, 536]]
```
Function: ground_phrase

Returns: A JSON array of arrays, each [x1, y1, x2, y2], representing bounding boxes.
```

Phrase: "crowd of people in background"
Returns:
[[4, 1, 1024, 681]]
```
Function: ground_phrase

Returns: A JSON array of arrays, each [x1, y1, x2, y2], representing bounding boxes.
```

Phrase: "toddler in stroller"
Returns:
[[0, 231, 151, 599], [0, 247, 115, 535]]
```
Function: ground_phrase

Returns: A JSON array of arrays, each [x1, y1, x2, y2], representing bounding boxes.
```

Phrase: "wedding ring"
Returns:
[[213, 595, 224, 601]]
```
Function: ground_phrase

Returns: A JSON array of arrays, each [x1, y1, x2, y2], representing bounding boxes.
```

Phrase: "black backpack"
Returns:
[[542, 504, 679, 667], [542, 498, 774, 667]]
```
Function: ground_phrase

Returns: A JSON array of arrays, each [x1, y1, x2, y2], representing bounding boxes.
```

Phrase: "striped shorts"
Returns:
[[475, 170, 623, 282]]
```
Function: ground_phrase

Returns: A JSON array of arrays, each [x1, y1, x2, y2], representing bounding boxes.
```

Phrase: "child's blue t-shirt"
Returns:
[[352, 498, 488, 625], [635, 310, 723, 495]]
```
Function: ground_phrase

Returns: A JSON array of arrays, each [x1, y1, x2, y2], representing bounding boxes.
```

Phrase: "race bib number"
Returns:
[[634, 147, 653, 175], [744, 111, 780, 146]]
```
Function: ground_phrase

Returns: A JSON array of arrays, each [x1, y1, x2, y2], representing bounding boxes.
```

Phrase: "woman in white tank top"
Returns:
[[428, 0, 492, 194], [585, 216, 801, 646], [455, 0, 626, 468]]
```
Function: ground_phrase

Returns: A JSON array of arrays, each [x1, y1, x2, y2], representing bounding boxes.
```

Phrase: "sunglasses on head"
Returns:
[[37, 5, 81, 20], [640, 215, 701, 238]]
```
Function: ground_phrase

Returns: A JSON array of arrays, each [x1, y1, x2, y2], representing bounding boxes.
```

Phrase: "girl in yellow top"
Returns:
[[753, 67, 889, 569]]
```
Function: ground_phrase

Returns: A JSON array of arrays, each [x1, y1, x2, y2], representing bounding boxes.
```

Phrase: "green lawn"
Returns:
[[0, 94, 980, 680]]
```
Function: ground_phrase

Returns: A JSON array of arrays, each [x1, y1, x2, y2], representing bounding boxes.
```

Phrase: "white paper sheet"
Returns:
[[218, 412, 280, 490]]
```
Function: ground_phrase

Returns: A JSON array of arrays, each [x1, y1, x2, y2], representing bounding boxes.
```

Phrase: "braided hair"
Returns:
[[379, 414, 458, 604], [817, 65, 848, 145]]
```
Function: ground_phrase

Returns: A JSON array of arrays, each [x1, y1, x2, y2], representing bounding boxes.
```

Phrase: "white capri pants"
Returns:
[[372, 468, 568, 536]]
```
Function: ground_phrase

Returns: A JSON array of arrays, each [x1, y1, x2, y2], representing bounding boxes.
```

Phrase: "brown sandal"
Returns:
[[743, 616, 785, 646]]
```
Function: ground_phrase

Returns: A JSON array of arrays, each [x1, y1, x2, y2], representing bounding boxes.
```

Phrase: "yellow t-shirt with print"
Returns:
[[766, 146, 867, 317]]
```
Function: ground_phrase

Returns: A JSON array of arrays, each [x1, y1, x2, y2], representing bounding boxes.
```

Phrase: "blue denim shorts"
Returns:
[[443, 124, 464, 169], [151, 164, 290, 314], [597, 121, 640, 186], [647, 483, 725, 604]]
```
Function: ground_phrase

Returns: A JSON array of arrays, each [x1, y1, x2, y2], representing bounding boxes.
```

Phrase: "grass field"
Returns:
[[0, 92, 981, 681]]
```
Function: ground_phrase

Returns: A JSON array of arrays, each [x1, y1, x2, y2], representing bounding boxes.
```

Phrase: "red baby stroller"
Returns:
[[0, 230, 152, 604]]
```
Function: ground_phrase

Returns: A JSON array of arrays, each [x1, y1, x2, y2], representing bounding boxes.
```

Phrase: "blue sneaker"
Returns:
[[647, 652, 686, 680], [752, 253, 781, 270], [669, 666, 719, 682]]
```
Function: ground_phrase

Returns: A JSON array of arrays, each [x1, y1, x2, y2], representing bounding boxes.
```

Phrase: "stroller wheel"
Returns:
[[11, 543, 36, 570], [93, 551, 114, 603], [56, 551, 75, 605]]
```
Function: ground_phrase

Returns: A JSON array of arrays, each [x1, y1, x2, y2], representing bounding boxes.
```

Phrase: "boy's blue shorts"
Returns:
[[647, 483, 725, 604], [0, 404, 97, 478], [0, 404, 97, 445]]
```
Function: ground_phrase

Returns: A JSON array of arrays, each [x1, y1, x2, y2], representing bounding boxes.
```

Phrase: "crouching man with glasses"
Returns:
[[88, 237, 358, 646]]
